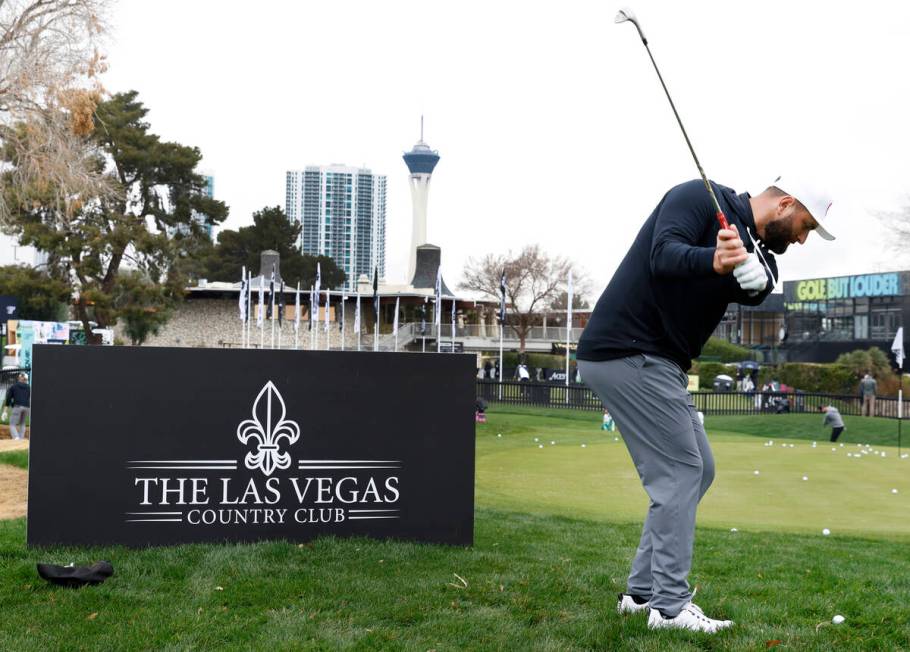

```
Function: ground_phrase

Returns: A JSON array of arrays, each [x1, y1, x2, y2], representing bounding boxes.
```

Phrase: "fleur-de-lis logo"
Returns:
[[236, 381, 300, 476]]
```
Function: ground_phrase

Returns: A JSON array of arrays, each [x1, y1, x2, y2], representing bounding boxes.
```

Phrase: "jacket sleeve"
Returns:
[[650, 182, 717, 278]]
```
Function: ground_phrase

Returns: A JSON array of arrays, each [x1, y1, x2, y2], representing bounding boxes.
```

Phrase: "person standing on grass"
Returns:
[[4, 373, 30, 440], [859, 371, 877, 417], [819, 405, 845, 442], [576, 177, 834, 634]]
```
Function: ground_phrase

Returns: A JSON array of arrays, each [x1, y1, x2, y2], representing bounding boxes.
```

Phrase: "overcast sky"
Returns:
[[102, 0, 910, 299]]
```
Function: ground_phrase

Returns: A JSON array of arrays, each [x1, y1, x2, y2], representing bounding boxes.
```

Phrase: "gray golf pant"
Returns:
[[578, 354, 714, 617], [10, 406, 29, 440]]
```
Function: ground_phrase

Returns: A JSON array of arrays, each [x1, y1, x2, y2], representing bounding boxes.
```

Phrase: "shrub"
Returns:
[[699, 337, 754, 363], [698, 362, 728, 389]]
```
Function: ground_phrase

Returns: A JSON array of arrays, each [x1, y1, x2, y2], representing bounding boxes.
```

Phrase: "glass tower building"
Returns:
[[286, 165, 386, 290]]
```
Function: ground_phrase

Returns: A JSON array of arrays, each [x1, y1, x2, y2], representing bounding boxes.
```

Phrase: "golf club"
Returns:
[[614, 7, 729, 230]]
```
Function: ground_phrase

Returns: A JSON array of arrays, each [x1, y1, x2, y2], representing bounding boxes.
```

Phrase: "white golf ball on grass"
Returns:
[[892, 488, 899, 494], [754, 470, 760, 475], [802, 476, 808, 481], [822, 528, 831, 536], [832, 615, 845, 624]]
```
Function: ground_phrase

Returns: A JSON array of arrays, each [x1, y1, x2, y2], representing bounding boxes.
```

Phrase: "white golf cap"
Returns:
[[771, 175, 835, 240]]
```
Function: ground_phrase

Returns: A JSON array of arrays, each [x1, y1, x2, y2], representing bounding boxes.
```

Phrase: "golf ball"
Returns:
[[840, 443, 844, 447], [534, 438, 539, 442], [769, 440, 774, 445], [822, 528, 831, 536], [832, 615, 845, 624], [832, 448, 837, 452], [754, 470, 760, 475], [802, 476, 808, 481], [538, 444, 544, 449], [892, 489, 899, 494], [790, 444, 795, 448], [730, 528, 738, 532], [550, 441, 556, 445], [882, 452, 887, 458], [847, 453, 853, 457], [497, 434, 502, 438], [581, 444, 586, 448], [613, 437, 618, 442]]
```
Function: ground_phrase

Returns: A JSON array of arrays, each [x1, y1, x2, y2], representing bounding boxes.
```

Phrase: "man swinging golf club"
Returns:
[[576, 8, 836, 634], [578, 177, 833, 633]]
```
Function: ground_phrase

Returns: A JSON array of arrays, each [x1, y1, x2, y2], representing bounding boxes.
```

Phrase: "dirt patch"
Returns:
[[0, 424, 29, 440], [0, 439, 28, 519]]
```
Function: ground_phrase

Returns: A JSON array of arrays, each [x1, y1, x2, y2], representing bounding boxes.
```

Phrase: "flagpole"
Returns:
[[259, 276, 264, 350], [451, 299, 456, 352], [374, 293, 380, 353], [565, 270, 573, 404], [294, 282, 300, 350], [240, 266, 246, 348], [499, 322, 504, 401], [246, 271, 252, 349], [356, 292, 361, 351], [393, 296, 400, 353], [340, 294, 346, 352], [324, 289, 330, 350], [892, 327, 905, 458]]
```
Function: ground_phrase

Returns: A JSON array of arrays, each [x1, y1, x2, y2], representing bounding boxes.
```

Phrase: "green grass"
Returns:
[[0, 449, 28, 469], [1, 512, 908, 650], [1, 405, 909, 649]]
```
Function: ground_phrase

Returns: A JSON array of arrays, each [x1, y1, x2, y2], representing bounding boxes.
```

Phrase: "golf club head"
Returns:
[[614, 6, 646, 43]]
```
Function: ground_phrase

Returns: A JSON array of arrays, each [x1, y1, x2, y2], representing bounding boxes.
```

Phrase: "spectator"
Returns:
[[4, 373, 30, 440], [602, 409, 616, 431], [819, 405, 845, 442], [483, 359, 493, 379], [859, 371, 877, 417]]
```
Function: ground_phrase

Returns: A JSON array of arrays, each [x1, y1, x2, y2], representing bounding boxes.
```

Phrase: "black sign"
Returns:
[[28, 345, 476, 547]]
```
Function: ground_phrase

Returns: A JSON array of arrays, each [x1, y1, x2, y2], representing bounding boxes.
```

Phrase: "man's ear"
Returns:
[[777, 195, 796, 216]]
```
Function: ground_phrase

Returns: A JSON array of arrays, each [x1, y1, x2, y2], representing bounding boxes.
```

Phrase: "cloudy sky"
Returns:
[[103, 0, 910, 300]]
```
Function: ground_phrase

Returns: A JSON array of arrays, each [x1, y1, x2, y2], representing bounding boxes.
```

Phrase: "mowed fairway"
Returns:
[[477, 407, 910, 538]]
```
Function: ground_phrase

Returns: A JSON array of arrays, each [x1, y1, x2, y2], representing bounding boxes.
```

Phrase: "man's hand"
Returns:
[[713, 224, 749, 274], [733, 253, 768, 293]]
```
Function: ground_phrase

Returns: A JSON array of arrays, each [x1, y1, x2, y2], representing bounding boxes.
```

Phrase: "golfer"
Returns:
[[577, 177, 833, 633], [819, 405, 845, 442]]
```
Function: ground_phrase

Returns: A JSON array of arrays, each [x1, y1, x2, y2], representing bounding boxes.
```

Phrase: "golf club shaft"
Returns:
[[637, 36, 729, 230]]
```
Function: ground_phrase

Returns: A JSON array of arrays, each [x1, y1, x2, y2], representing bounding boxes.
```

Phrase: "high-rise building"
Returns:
[[403, 118, 440, 284], [285, 165, 386, 290]]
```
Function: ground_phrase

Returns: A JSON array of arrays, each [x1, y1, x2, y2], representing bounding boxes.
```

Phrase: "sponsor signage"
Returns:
[[28, 345, 475, 547], [785, 273, 901, 302]]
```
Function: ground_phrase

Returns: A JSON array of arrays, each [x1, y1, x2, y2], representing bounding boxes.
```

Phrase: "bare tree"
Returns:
[[0, 0, 112, 225], [879, 200, 910, 260], [460, 244, 587, 352]]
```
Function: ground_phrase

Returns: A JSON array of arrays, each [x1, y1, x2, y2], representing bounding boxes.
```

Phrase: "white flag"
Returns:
[[393, 296, 400, 337], [434, 267, 442, 327], [314, 262, 321, 299], [294, 282, 301, 333], [892, 327, 905, 369], [324, 290, 330, 333], [354, 292, 361, 334], [257, 275, 264, 327], [238, 266, 246, 322]]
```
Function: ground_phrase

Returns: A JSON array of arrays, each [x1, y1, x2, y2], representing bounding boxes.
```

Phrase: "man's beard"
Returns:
[[762, 217, 792, 254]]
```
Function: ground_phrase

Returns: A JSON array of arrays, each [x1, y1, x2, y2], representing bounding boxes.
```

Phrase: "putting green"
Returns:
[[477, 408, 910, 538]]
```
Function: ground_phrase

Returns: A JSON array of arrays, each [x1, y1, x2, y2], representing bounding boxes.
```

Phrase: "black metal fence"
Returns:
[[476, 380, 909, 419], [0, 368, 29, 398]]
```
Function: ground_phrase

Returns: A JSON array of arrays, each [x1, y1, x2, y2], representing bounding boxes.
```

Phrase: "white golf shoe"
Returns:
[[647, 602, 733, 633], [616, 593, 650, 614]]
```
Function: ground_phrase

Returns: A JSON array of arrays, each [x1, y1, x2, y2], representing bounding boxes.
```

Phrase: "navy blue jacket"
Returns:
[[5, 381, 30, 408], [577, 180, 776, 372]]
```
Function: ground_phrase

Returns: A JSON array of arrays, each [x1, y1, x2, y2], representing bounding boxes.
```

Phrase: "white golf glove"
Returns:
[[733, 252, 768, 294], [0, 409, 7, 422]]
